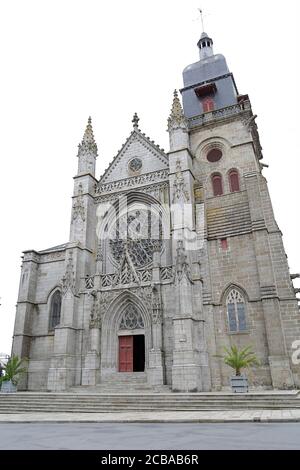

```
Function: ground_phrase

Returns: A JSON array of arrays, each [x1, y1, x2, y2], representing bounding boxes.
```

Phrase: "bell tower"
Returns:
[[175, 28, 300, 389]]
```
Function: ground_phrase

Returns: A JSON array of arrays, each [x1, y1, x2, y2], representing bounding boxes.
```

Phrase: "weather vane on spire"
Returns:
[[198, 8, 205, 32]]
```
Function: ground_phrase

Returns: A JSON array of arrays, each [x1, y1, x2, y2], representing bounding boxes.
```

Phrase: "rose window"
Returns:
[[128, 158, 142, 173]]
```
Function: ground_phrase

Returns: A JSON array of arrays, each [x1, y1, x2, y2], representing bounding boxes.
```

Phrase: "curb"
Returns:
[[0, 417, 300, 424]]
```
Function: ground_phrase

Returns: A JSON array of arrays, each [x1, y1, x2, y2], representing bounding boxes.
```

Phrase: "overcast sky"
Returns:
[[0, 0, 299, 354]]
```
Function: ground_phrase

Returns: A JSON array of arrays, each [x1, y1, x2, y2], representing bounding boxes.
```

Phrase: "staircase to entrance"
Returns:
[[0, 391, 299, 414]]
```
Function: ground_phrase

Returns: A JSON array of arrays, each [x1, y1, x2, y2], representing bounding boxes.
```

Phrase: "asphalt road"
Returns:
[[0, 423, 300, 450]]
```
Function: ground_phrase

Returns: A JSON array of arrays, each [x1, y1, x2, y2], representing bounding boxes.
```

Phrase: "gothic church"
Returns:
[[12, 31, 300, 391]]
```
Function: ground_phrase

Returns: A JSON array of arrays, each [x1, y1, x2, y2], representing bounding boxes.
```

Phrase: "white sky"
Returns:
[[0, 0, 299, 354]]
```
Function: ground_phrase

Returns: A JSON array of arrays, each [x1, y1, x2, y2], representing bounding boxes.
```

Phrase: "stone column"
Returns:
[[82, 291, 101, 386], [148, 249, 164, 386], [171, 242, 203, 392]]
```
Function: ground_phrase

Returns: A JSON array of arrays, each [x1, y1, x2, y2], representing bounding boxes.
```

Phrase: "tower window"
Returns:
[[202, 97, 215, 113], [229, 169, 240, 192], [212, 174, 223, 196], [226, 289, 247, 333], [221, 238, 228, 250], [207, 148, 222, 162], [49, 290, 61, 330]]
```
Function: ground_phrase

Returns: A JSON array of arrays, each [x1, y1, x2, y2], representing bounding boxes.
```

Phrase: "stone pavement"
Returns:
[[1, 409, 300, 423]]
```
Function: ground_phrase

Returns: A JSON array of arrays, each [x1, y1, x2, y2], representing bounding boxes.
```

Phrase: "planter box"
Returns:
[[0, 380, 17, 393], [230, 375, 248, 393]]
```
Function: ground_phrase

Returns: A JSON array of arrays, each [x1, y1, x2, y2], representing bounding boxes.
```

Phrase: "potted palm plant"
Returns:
[[220, 345, 259, 393], [0, 355, 27, 393]]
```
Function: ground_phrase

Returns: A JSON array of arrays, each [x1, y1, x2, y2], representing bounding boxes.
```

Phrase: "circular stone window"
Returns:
[[207, 148, 223, 163], [128, 158, 142, 173]]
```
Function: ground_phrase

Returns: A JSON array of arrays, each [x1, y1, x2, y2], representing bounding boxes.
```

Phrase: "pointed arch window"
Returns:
[[229, 169, 240, 192], [202, 96, 215, 113], [212, 173, 223, 196], [49, 290, 61, 330], [119, 304, 144, 330], [226, 289, 247, 333]]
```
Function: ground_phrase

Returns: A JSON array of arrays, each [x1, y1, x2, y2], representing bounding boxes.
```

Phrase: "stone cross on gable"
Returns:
[[132, 113, 140, 129]]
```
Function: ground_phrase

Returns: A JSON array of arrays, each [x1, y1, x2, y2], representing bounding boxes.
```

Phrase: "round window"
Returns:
[[128, 158, 142, 172], [207, 148, 222, 163]]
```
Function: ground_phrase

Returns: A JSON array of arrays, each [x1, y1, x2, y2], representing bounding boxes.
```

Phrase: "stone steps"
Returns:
[[0, 391, 299, 413], [69, 372, 169, 394]]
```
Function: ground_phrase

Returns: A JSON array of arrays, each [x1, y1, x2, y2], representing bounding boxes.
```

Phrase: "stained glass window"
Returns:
[[109, 207, 162, 268], [49, 290, 61, 330], [119, 304, 144, 330], [226, 289, 247, 333]]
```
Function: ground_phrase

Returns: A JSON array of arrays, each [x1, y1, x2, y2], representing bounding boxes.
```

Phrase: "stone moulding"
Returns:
[[94, 181, 169, 204], [96, 169, 169, 195], [100, 268, 153, 289]]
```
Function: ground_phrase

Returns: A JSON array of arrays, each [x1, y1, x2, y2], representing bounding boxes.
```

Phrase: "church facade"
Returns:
[[12, 32, 300, 392]]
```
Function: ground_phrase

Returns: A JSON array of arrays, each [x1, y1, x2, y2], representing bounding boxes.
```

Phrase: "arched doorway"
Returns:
[[100, 290, 151, 378], [118, 303, 145, 372]]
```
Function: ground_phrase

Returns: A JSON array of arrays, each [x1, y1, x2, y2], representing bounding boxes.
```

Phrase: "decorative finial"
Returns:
[[169, 90, 185, 122], [77, 116, 98, 160], [132, 113, 140, 130], [167, 89, 188, 135], [82, 116, 95, 144]]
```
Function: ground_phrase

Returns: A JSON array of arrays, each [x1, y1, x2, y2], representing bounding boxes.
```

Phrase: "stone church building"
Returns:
[[12, 31, 300, 392]]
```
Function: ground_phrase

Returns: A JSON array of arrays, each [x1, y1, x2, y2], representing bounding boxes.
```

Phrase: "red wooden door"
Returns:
[[119, 335, 133, 372]]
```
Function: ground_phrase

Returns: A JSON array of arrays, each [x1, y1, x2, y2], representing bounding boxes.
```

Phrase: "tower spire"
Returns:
[[77, 116, 98, 176]]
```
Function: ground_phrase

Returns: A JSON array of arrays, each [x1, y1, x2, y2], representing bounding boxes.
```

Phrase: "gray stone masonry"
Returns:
[[12, 47, 300, 393]]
